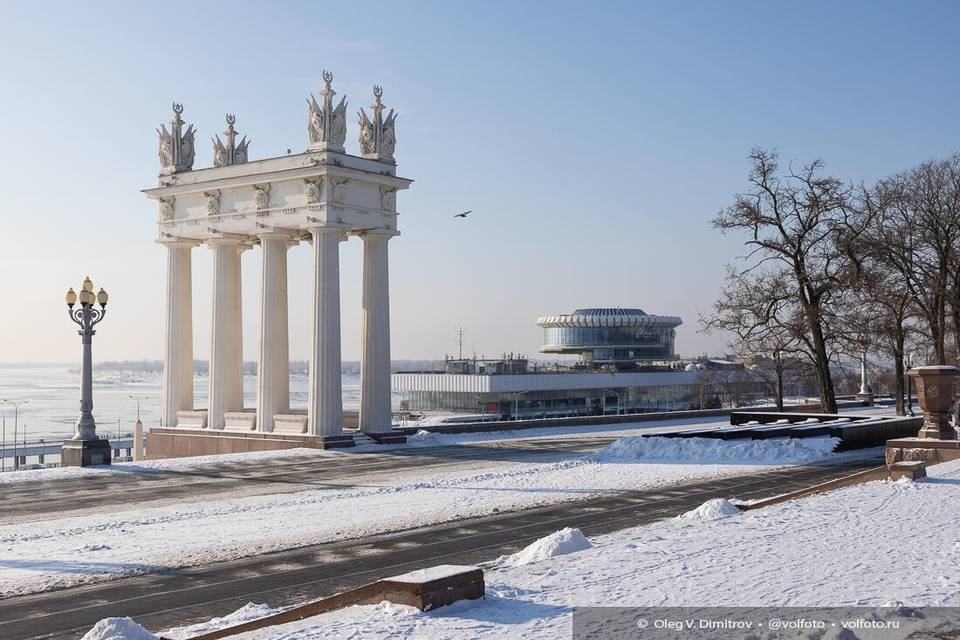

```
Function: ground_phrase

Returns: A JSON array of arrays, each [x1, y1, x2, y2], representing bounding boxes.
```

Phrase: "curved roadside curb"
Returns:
[[739, 461, 927, 511]]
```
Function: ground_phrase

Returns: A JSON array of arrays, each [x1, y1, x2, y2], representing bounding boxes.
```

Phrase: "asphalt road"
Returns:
[[0, 452, 882, 640]]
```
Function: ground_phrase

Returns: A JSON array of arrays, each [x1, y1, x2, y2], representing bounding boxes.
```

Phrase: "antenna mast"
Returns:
[[455, 327, 466, 360]]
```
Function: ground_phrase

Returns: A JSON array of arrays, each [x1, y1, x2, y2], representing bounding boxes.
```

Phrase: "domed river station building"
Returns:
[[536, 307, 682, 365], [144, 73, 411, 458]]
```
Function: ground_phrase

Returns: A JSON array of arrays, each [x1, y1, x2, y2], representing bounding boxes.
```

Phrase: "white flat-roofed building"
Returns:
[[392, 366, 702, 418], [392, 308, 765, 419]]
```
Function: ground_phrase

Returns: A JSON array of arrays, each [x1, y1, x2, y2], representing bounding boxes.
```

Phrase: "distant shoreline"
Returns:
[[0, 360, 446, 375]]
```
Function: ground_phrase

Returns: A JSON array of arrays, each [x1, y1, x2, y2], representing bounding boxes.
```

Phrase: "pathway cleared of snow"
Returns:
[[0, 435, 840, 597], [0, 414, 735, 486], [0, 404, 890, 487], [157, 457, 960, 639]]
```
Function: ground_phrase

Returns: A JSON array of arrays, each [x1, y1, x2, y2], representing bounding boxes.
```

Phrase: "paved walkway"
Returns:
[[0, 437, 619, 523], [0, 453, 882, 639], [2, 417, 734, 523]]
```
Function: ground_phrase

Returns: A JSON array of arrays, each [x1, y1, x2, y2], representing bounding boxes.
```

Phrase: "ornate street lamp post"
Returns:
[[62, 277, 112, 467]]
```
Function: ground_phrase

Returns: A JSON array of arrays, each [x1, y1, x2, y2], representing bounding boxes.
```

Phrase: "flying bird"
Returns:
[[454, 210, 471, 218]]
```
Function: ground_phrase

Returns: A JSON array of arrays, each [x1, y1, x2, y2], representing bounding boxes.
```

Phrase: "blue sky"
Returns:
[[1, 1, 958, 363]]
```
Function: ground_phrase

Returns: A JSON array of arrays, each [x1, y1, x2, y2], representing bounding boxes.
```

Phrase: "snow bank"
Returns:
[[597, 436, 839, 465], [81, 618, 157, 640], [498, 527, 591, 566], [162, 603, 274, 639], [678, 498, 742, 522]]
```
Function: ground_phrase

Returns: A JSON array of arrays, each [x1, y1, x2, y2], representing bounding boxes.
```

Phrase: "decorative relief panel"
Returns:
[[204, 191, 220, 216]]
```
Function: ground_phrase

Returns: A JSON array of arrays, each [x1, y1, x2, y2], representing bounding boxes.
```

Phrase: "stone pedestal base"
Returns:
[[918, 422, 958, 440], [61, 438, 112, 467], [886, 438, 960, 465], [855, 392, 875, 406], [145, 427, 380, 460], [364, 431, 409, 445]]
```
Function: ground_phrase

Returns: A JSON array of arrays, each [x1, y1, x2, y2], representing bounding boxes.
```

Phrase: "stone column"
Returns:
[[208, 239, 246, 430], [256, 233, 295, 431], [160, 240, 197, 429], [307, 226, 345, 436], [359, 230, 397, 433], [856, 347, 874, 405], [859, 348, 869, 395]]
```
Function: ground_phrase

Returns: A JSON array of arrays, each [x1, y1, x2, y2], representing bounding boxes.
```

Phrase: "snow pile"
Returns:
[[162, 603, 273, 639], [597, 436, 839, 464], [678, 498, 742, 522], [498, 527, 591, 566], [81, 618, 157, 640], [370, 600, 420, 617], [407, 429, 444, 446]]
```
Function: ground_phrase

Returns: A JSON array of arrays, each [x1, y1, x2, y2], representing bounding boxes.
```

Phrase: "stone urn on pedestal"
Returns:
[[909, 365, 960, 439]]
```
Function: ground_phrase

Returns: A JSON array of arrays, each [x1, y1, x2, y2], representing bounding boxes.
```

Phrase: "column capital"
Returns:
[[157, 236, 201, 248], [256, 226, 301, 242], [205, 234, 250, 247], [207, 236, 253, 251], [358, 228, 400, 240], [307, 222, 351, 235], [256, 231, 300, 247]]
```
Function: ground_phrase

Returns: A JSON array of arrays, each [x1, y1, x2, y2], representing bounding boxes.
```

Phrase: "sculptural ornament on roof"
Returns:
[[308, 70, 348, 152], [357, 85, 397, 162], [157, 103, 196, 173]]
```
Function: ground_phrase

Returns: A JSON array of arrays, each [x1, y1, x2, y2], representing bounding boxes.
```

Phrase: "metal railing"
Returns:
[[0, 434, 136, 471]]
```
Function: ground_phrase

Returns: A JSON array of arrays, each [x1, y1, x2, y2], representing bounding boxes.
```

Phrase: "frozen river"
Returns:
[[0, 364, 401, 444]]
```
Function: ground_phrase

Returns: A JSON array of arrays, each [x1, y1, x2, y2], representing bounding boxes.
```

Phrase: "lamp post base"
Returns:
[[61, 438, 112, 467]]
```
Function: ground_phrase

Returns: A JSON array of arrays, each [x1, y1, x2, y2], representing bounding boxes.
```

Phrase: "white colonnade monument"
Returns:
[[144, 73, 411, 454]]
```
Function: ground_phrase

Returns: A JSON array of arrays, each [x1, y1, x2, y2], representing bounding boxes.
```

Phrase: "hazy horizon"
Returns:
[[2, 1, 958, 365]]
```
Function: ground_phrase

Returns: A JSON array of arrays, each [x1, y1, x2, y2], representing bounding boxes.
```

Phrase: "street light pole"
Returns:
[[601, 388, 623, 415], [0, 399, 26, 471], [511, 391, 530, 420], [128, 395, 149, 422], [62, 277, 112, 467]]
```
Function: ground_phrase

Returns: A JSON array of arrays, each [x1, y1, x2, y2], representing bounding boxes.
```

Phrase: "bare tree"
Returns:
[[864, 156, 960, 365], [702, 272, 801, 411], [709, 149, 866, 413], [842, 263, 914, 414]]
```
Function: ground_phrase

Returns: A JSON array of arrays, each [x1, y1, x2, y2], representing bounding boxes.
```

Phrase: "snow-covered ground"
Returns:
[[143, 457, 960, 640], [0, 432, 842, 597], [0, 405, 893, 487]]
